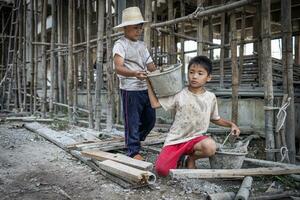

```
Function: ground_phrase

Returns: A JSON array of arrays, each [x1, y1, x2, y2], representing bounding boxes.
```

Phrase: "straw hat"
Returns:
[[114, 7, 148, 29]]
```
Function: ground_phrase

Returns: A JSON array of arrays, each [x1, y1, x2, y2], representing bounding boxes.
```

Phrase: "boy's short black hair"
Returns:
[[188, 55, 213, 75]]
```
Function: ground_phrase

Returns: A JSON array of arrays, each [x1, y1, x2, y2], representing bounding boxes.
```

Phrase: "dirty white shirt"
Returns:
[[113, 36, 153, 91], [159, 87, 221, 146]]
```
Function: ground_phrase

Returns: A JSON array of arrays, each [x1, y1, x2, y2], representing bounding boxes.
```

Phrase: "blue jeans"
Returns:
[[121, 89, 156, 157]]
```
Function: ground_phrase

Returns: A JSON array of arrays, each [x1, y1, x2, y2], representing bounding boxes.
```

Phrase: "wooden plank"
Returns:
[[98, 160, 156, 185], [170, 166, 300, 179], [244, 158, 298, 168], [81, 150, 153, 170]]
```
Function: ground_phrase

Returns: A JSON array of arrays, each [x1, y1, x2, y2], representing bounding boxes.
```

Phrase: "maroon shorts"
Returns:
[[155, 135, 208, 177]]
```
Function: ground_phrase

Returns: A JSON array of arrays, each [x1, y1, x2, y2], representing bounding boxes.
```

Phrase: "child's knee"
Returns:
[[199, 139, 217, 156]]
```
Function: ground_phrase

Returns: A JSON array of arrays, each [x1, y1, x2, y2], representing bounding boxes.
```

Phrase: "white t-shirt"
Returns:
[[113, 36, 153, 91], [159, 87, 221, 146]]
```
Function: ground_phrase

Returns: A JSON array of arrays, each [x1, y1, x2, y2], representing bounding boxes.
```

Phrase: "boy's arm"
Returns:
[[114, 54, 147, 79], [146, 79, 161, 108], [211, 118, 240, 136]]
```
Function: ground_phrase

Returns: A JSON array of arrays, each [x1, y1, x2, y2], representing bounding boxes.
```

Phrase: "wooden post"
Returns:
[[261, 0, 275, 161], [295, 34, 300, 65], [95, 0, 105, 131], [168, 0, 176, 64], [68, 0, 74, 122], [239, 8, 245, 85], [86, 0, 94, 128], [57, 0, 64, 104], [197, 0, 204, 55], [230, 4, 238, 124], [41, 0, 48, 117], [253, 3, 262, 87], [208, 16, 213, 59], [50, 0, 57, 116], [144, 0, 152, 49], [235, 176, 253, 200], [281, 0, 295, 163], [106, 0, 114, 132], [219, 3, 225, 88]]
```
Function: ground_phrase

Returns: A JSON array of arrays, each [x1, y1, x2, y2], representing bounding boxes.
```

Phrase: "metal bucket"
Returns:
[[147, 63, 183, 97], [209, 151, 247, 169]]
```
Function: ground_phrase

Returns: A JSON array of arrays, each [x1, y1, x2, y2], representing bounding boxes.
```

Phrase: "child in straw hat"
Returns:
[[113, 7, 157, 160]]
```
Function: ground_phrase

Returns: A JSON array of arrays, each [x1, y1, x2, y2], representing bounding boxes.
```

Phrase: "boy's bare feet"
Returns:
[[133, 154, 144, 161]]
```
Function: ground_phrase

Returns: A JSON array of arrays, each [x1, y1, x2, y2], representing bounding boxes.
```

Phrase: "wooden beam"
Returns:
[[170, 166, 300, 179], [98, 160, 156, 185], [235, 176, 253, 200], [41, 0, 48, 117], [81, 150, 153, 170]]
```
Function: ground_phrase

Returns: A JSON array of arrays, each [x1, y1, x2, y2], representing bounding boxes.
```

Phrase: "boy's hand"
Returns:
[[231, 124, 240, 137], [135, 71, 147, 80]]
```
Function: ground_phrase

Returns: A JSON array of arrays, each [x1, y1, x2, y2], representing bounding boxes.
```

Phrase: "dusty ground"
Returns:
[[0, 122, 299, 200]]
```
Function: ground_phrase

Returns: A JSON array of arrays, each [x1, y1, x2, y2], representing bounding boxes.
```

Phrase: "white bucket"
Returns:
[[147, 63, 183, 97]]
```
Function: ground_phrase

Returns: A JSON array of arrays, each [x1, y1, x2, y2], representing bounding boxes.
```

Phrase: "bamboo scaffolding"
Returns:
[[73, 0, 78, 123], [33, 0, 38, 112], [22, 0, 27, 111], [17, 1, 23, 111], [57, 0, 64, 104], [197, 0, 204, 55], [150, 0, 257, 28], [219, 4, 225, 88]]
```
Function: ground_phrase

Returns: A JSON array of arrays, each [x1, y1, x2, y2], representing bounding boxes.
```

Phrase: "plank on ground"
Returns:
[[81, 150, 153, 170]]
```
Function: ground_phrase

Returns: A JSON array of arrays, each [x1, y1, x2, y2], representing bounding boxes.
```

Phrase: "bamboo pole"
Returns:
[[67, 0, 74, 122], [150, 0, 257, 28], [57, 0, 64, 104], [33, 0, 38, 112], [73, 0, 78, 123], [230, 5, 238, 124], [197, 0, 204, 55], [22, 0, 27, 111], [41, 0, 48, 117], [168, 0, 176, 64], [239, 8, 245, 85], [208, 16, 213, 59], [50, 0, 57, 116], [78, 0, 85, 89], [106, 0, 114, 131], [144, 0, 152, 49], [219, 4, 225, 88], [180, 0, 185, 81], [261, 0, 275, 161], [86, 0, 94, 128], [95, 0, 105, 131], [281, 0, 295, 163], [17, 1, 23, 111]]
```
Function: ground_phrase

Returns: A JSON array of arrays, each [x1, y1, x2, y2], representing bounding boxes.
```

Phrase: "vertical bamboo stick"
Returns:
[[86, 0, 94, 128], [18, 0, 23, 111], [57, 0, 64, 104], [68, 0, 74, 122], [168, 0, 176, 64], [219, 7, 225, 88], [261, 0, 275, 161], [41, 0, 48, 117], [144, 0, 152, 49], [50, 0, 57, 116], [230, 5, 238, 124], [281, 0, 295, 163], [33, 0, 38, 112], [180, 0, 185, 81], [238, 8, 245, 85], [22, 0, 27, 111], [95, 0, 105, 131], [106, 0, 114, 131], [197, 0, 204, 55], [208, 16, 213, 59], [73, 0, 78, 122], [29, 0, 34, 113]]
